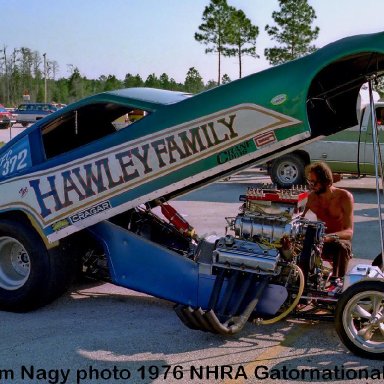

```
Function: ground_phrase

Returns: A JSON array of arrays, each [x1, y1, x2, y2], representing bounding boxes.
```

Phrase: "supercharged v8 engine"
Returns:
[[175, 185, 332, 334], [216, 185, 326, 283], [221, 186, 312, 269]]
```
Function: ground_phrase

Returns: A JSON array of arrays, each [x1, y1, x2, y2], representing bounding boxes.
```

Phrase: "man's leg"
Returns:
[[323, 240, 352, 278]]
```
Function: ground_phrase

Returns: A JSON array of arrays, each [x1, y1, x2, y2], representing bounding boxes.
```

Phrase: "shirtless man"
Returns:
[[302, 162, 354, 277]]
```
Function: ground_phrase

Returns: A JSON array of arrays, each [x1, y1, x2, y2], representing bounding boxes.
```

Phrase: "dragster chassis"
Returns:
[[83, 180, 384, 360]]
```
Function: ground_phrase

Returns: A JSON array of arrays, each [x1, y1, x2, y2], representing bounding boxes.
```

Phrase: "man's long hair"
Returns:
[[305, 162, 333, 187]]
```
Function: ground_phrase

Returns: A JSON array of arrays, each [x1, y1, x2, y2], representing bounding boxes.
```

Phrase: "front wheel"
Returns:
[[335, 280, 384, 359], [269, 154, 306, 188], [0, 220, 72, 312]]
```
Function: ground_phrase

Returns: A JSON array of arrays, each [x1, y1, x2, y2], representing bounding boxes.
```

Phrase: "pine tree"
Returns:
[[195, 0, 231, 85], [184, 67, 204, 93], [265, 0, 319, 65], [223, 8, 259, 79]]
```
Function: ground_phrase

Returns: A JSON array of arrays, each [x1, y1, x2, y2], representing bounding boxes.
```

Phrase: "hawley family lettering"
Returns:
[[29, 114, 239, 219]]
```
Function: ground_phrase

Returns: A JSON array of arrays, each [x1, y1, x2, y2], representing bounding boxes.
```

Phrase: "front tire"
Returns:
[[270, 154, 306, 188], [335, 280, 384, 359], [0, 220, 72, 312]]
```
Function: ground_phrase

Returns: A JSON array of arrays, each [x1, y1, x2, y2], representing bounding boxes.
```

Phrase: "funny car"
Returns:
[[0, 31, 384, 359]]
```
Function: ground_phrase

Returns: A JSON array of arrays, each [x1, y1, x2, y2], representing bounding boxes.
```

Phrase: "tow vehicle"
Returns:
[[268, 92, 384, 188], [0, 32, 384, 359]]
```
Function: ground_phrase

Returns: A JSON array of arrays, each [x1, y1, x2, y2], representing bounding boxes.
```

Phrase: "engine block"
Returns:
[[217, 184, 326, 277], [213, 235, 280, 273]]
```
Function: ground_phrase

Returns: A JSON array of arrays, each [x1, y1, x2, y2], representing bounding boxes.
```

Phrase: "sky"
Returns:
[[1, 0, 384, 83]]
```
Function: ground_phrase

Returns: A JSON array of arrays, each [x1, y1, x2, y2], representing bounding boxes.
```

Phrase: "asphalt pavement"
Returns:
[[0, 123, 26, 143]]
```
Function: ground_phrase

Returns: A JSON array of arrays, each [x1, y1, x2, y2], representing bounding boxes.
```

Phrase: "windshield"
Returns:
[[41, 102, 149, 158]]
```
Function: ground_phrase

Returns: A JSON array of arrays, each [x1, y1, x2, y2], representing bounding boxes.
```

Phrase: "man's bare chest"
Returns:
[[311, 198, 342, 220]]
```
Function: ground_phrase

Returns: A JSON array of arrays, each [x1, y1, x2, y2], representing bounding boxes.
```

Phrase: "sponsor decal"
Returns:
[[51, 219, 70, 232], [254, 131, 277, 148], [217, 141, 252, 164], [69, 200, 112, 223], [271, 94, 287, 106], [19, 186, 28, 198]]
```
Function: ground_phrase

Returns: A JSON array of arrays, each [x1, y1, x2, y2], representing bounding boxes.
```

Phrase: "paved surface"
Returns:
[[1, 129, 384, 383], [0, 124, 26, 144]]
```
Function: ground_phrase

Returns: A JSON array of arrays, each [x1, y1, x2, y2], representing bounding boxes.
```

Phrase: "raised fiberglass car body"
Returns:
[[1, 31, 384, 359]]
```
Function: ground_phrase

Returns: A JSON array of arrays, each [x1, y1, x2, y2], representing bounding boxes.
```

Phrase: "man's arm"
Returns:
[[301, 193, 314, 218], [325, 190, 354, 242]]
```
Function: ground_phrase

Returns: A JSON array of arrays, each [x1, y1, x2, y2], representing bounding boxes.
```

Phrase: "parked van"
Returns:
[[13, 103, 58, 127], [268, 88, 384, 187]]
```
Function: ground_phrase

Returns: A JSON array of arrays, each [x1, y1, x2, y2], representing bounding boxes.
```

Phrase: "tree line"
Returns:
[[0, 0, 381, 106]]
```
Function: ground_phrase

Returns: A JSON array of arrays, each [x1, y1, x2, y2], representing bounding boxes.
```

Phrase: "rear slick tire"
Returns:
[[0, 219, 71, 312]]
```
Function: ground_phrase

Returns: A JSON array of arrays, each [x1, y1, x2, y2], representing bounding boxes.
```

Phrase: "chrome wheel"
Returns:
[[270, 154, 305, 188], [276, 161, 299, 183], [0, 220, 71, 312], [0, 236, 31, 290], [342, 289, 384, 354]]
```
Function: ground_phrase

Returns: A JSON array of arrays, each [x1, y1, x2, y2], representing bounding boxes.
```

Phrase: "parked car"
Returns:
[[0, 104, 16, 129], [13, 102, 58, 127], [268, 93, 384, 188]]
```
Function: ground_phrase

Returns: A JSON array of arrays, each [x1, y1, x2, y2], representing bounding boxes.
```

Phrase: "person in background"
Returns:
[[302, 162, 354, 277]]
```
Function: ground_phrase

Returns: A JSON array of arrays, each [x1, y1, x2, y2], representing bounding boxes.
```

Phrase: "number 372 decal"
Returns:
[[0, 138, 32, 177]]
